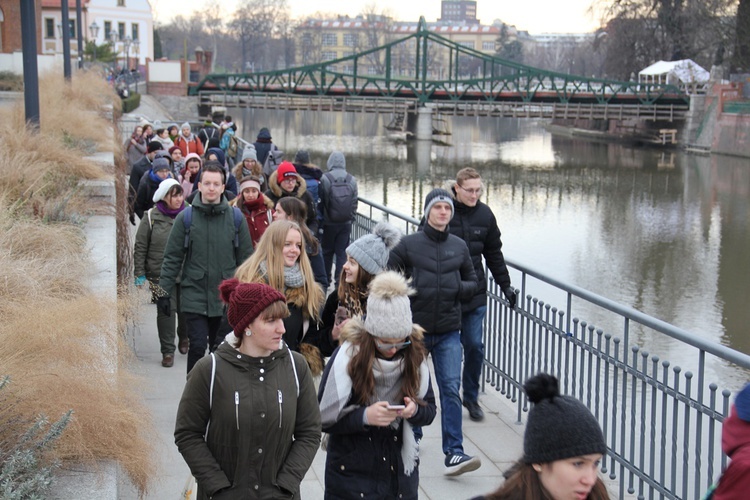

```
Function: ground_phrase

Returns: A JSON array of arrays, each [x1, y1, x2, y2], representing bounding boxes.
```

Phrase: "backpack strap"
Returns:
[[147, 208, 154, 230], [286, 345, 300, 398], [205, 352, 217, 441], [182, 206, 193, 251]]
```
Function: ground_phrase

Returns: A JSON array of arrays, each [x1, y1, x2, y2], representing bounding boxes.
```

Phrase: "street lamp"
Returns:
[[123, 35, 132, 71], [108, 30, 118, 71], [132, 38, 140, 93], [89, 21, 99, 61]]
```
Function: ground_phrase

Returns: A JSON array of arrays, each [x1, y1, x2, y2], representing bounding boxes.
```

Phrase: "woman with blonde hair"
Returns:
[[273, 196, 328, 289], [235, 220, 325, 372]]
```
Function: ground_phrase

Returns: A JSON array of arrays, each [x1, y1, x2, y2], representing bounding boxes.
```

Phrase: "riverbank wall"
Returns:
[[686, 83, 750, 157]]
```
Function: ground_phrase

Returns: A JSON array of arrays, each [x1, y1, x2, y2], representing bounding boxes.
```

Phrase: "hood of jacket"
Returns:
[[206, 147, 226, 166], [326, 151, 346, 171], [256, 127, 272, 141], [294, 163, 323, 181], [268, 171, 307, 198], [723, 405, 750, 457]]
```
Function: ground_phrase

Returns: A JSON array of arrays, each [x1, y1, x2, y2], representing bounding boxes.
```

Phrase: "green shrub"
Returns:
[[0, 71, 23, 92], [121, 92, 141, 113]]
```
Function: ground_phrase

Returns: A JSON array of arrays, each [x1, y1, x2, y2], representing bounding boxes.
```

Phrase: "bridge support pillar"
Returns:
[[414, 106, 433, 141]]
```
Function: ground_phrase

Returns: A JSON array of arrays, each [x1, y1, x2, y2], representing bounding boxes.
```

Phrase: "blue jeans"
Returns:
[[322, 222, 351, 286], [460, 305, 487, 403], [423, 330, 464, 455]]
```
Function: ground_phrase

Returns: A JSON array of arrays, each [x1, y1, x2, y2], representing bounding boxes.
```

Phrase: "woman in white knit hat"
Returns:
[[314, 221, 401, 357], [318, 271, 436, 500]]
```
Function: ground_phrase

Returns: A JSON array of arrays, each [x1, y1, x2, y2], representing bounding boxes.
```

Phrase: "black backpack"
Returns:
[[323, 172, 355, 223]]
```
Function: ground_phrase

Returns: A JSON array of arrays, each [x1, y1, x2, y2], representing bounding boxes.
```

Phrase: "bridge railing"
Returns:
[[354, 196, 750, 500]]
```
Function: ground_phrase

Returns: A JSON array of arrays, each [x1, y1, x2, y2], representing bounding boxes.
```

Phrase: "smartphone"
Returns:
[[387, 404, 405, 410]]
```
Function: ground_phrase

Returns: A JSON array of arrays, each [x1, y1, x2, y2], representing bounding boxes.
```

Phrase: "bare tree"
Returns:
[[204, 0, 223, 72]]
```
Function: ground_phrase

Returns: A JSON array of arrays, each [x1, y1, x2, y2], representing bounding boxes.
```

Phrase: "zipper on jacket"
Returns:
[[234, 391, 240, 430], [278, 390, 283, 429]]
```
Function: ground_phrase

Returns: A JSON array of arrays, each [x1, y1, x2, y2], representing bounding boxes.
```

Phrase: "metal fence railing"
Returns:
[[354, 196, 750, 500]]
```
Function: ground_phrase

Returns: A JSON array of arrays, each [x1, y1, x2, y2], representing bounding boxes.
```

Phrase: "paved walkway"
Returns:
[[118, 95, 526, 499], [118, 300, 526, 499]]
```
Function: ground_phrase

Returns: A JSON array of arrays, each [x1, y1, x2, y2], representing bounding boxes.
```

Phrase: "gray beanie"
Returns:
[[294, 150, 310, 165], [242, 146, 257, 162], [423, 188, 454, 220], [364, 271, 414, 339], [327, 151, 346, 170], [152, 157, 171, 173], [522, 374, 607, 464], [346, 222, 402, 275]]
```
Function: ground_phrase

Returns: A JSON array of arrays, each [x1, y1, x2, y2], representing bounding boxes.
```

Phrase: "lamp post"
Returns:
[[132, 39, 140, 93], [89, 22, 99, 61], [123, 35, 132, 71], [108, 30, 118, 71]]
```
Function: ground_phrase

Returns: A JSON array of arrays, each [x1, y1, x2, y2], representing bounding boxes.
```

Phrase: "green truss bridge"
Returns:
[[192, 17, 691, 123]]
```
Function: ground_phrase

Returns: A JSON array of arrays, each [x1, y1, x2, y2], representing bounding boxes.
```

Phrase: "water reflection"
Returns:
[[233, 108, 750, 383]]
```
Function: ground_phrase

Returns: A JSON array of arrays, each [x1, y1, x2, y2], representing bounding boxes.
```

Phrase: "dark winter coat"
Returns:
[[253, 128, 274, 166], [133, 206, 179, 281], [175, 340, 321, 500], [388, 223, 477, 334], [319, 339, 437, 500], [159, 194, 253, 317], [448, 187, 512, 312], [133, 170, 162, 219], [311, 291, 348, 358], [714, 404, 750, 500], [265, 173, 319, 234], [128, 155, 151, 215]]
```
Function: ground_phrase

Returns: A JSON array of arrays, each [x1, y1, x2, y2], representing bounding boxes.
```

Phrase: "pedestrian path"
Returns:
[[118, 299, 527, 499]]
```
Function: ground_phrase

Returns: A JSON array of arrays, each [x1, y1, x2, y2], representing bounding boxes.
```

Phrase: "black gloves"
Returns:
[[156, 296, 171, 317], [503, 287, 517, 310], [129, 212, 136, 226]]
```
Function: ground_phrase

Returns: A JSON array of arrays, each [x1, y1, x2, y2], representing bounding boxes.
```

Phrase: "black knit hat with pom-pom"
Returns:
[[522, 373, 607, 464], [219, 278, 286, 337]]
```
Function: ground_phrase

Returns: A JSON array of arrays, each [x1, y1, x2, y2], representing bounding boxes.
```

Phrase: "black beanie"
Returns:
[[147, 141, 164, 153], [522, 374, 607, 464]]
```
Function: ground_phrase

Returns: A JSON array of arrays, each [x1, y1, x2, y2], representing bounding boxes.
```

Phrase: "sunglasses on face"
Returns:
[[375, 339, 412, 351]]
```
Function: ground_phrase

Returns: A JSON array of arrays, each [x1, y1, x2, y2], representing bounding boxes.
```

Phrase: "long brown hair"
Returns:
[[482, 461, 610, 500], [234, 220, 323, 321], [276, 197, 319, 254], [346, 321, 428, 406], [336, 255, 375, 307]]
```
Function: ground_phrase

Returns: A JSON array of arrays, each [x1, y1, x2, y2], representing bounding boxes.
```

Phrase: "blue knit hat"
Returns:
[[736, 383, 750, 422]]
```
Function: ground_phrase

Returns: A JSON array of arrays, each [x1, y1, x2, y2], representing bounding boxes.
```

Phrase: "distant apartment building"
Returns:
[[295, 16, 501, 79], [439, 0, 479, 25]]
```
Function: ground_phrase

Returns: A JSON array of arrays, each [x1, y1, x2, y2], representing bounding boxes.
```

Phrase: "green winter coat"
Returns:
[[174, 340, 321, 500], [159, 195, 253, 317], [133, 206, 180, 281]]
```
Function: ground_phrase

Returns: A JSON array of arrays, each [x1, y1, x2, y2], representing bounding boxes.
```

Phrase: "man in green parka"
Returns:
[[159, 163, 253, 373]]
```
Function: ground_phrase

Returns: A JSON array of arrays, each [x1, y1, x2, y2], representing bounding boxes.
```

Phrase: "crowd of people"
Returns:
[[126, 117, 745, 500]]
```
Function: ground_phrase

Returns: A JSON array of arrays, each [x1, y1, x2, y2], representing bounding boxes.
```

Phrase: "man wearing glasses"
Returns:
[[388, 188, 480, 476], [449, 168, 516, 423]]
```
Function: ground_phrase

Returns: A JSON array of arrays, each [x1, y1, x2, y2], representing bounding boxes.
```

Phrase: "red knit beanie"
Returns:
[[218, 279, 286, 337], [276, 161, 297, 183]]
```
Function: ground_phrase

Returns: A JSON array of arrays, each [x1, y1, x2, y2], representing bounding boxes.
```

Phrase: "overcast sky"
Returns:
[[151, 0, 603, 35]]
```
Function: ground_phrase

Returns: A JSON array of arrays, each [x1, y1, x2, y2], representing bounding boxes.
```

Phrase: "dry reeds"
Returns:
[[0, 68, 154, 496]]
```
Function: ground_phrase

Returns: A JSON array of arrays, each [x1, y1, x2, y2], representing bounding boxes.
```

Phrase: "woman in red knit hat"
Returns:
[[264, 161, 319, 234], [175, 279, 321, 500]]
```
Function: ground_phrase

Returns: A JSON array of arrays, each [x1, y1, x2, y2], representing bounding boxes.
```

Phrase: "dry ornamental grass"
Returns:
[[0, 70, 155, 496]]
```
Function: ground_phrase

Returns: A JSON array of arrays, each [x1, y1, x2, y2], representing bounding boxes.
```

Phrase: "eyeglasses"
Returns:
[[458, 185, 482, 195], [375, 339, 411, 351]]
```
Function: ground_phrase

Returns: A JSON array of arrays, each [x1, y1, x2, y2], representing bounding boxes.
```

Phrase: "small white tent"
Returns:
[[638, 59, 710, 86]]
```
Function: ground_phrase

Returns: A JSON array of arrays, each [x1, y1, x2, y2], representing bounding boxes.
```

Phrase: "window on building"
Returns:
[[482, 41, 495, 51], [459, 41, 474, 49], [118, 22, 125, 39], [302, 34, 313, 46], [104, 21, 112, 39], [343, 33, 358, 47], [367, 66, 378, 75], [131, 23, 139, 40], [45, 18, 54, 39], [321, 33, 337, 46], [67, 20, 76, 38], [321, 51, 337, 61]]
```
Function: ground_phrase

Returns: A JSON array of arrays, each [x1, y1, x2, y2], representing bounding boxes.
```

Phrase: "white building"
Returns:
[[40, 0, 153, 67]]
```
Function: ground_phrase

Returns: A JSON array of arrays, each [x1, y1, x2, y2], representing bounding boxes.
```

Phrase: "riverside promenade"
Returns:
[[117, 95, 527, 499]]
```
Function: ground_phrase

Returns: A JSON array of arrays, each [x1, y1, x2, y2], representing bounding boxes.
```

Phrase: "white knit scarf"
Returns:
[[319, 340, 430, 475]]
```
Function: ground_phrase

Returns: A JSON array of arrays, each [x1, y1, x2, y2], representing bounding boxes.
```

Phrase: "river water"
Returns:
[[229, 108, 750, 388]]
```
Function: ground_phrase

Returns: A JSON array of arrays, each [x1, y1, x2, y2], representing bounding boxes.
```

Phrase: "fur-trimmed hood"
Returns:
[[267, 171, 308, 198]]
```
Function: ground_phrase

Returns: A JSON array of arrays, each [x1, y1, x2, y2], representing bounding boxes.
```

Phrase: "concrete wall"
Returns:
[[0, 51, 62, 74]]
